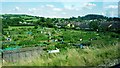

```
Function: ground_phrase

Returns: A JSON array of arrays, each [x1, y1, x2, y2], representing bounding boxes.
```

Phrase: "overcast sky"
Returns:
[[0, 0, 119, 18]]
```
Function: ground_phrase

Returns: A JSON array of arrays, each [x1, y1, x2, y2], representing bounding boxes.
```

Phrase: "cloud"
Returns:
[[82, 2, 96, 9], [64, 5, 74, 10], [14, 7, 20, 11], [105, 5, 118, 9], [64, 5, 80, 11], [28, 8, 40, 14], [28, 8, 37, 11], [46, 4, 54, 8], [40, 5, 45, 8], [101, 12, 106, 16], [62, 12, 66, 14], [53, 8, 62, 11], [84, 3, 96, 7], [48, 16, 58, 18], [0, 9, 1, 13], [1, 0, 119, 2], [0, 0, 94, 2], [75, 8, 79, 11]]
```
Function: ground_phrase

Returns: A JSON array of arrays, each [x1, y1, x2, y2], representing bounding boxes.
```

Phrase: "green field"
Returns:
[[2, 26, 120, 66], [8, 26, 35, 30]]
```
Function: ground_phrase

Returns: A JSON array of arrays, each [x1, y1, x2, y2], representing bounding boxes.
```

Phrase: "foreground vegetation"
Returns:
[[1, 14, 120, 66], [2, 26, 120, 66], [3, 43, 120, 66]]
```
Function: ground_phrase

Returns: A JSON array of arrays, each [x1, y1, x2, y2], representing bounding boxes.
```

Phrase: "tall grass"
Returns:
[[3, 43, 119, 66]]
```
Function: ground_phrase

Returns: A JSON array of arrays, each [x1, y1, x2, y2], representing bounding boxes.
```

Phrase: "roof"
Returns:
[[100, 21, 120, 29], [79, 23, 90, 28]]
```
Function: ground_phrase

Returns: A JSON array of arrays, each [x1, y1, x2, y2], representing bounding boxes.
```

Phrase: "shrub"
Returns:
[[55, 43, 68, 49], [47, 45, 56, 50], [34, 26, 38, 29], [81, 41, 91, 46], [110, 33, 119, 38]]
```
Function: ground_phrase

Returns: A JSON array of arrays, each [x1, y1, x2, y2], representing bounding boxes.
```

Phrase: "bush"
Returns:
[[47, 45, 56, 50], [34, 26, 38, 29], [43, 42, 50, 45], [110, 33, 119, 38], [81, 41, 91, 46], [55, 43, 68, 49]]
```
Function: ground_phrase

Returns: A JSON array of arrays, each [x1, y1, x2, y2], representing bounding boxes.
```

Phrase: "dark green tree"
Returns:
[[89, 21, 99, 31]]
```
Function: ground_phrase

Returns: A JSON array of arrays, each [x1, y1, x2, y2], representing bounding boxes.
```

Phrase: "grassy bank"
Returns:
[[2, 27, 120, 66], [3, 43, 119, 66]]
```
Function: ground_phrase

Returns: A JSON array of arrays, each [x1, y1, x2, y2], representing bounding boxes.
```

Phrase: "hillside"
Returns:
[[1, 14, 120, 33]]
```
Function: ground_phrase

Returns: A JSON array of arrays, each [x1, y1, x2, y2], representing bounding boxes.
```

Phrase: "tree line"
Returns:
[[1, 14, 120, 33]]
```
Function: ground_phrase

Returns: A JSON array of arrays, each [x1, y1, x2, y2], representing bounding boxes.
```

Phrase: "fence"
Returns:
[[2, 46, 43, 63]]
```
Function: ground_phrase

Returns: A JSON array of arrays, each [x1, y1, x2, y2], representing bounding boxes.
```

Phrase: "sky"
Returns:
[[0, 0, 119, 18]]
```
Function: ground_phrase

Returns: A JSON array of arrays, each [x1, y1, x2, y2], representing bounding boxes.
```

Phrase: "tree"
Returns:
[[89, 21, 99, 31], [78, 16, 82, 22], [45, 18, 54, 27], [40, 17, 46, 22], [34, 25, 38, 29]]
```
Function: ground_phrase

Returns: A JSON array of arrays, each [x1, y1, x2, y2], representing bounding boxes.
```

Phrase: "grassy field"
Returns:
[[0, 57, 2, 67], [8, 26, 35, 30], [3, 43, 119, 66], [2, 26, 120, 66]]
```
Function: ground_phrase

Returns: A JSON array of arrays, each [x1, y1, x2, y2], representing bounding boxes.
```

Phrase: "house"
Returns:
[[110, 22, 120, 30], [56, 23, 67, 28], [57, 22, 75, 28], [67, 23, 71, 27], [66, 23, 75, 28], [99, 21, 120, 32], [73, 22, 81, 27], [79, 23, 90, 30]]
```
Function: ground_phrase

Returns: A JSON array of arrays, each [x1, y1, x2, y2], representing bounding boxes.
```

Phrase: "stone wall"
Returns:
[[2, 46, 43, 63]]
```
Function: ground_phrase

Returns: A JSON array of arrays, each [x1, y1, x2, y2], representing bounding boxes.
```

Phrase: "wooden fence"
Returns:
[[2, 46, 43, 63]]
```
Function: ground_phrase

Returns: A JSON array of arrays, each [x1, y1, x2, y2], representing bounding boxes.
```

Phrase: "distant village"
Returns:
[[1, 14, 120, 33]]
